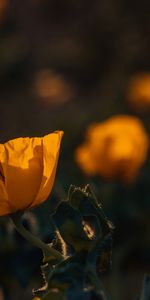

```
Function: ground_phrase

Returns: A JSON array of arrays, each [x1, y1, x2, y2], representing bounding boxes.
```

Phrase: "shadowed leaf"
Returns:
[[52, 202, 92, 251]]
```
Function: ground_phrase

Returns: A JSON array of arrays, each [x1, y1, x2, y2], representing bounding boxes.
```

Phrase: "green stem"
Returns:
[[10, 213, 63, 262]]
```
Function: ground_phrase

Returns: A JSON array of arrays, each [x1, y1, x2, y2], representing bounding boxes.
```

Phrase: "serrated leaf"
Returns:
[[32, 283, 48, 298], [41, 263, 50, 285], [87, 234, 112, 273], [48, 254, 86, 290], [52, 202, 92, 251], [68, 186, 112, 237], [43, 247, 61, 265]]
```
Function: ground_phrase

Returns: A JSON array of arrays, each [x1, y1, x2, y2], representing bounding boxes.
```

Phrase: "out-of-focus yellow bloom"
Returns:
[[34, 70, 73, 106], [127, 72, 150, 110], [33, 298, 40, 300], [0, 131, 63, 216], [75, 115, 149, 183]]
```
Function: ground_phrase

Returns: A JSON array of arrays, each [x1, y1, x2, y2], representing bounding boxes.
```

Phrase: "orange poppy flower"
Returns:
[[0, 131, 63, 216], [127, 72, 150, 110], [34, 70, 73, 107], [75, 115, 149, 183]]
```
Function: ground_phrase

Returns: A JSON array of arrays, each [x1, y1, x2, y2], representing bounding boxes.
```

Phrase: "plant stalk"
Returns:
[[10, 213, 63, 262]]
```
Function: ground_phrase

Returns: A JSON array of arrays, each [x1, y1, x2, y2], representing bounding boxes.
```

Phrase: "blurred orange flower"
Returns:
[[34, 70, 73, 106], [0, 0, 7, 25], [0, 131, 63, 216], [127, 72, 150, 110], [75, 115, 149, 183]]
